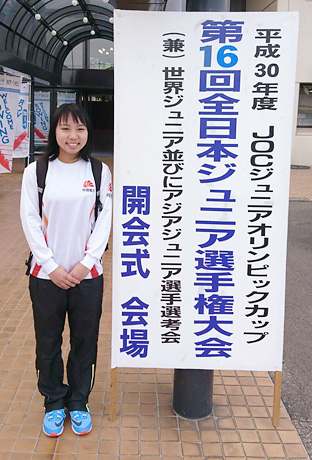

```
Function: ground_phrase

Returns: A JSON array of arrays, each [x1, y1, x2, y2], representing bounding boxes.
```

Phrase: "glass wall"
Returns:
[[90, 38, 114, 70], [63, 39, 114, 70], [63, 43, 84, 69], [297, 83, 312, 128]]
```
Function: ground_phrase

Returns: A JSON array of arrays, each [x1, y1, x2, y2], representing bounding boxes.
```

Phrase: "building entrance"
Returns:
[[33, 87, 114, 156], [84, 92, 114, 156]]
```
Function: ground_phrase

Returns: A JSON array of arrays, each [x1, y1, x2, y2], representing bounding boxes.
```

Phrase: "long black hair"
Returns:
[[44, 103, 93, 161]]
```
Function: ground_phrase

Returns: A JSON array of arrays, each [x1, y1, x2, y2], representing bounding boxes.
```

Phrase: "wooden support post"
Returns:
[[109, 367, 118, 421], [272, 371, 282, 427]]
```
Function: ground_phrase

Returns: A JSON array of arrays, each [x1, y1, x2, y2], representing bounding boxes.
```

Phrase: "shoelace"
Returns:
[[71, 411, 88, 421], [47, 410, 65, 422]]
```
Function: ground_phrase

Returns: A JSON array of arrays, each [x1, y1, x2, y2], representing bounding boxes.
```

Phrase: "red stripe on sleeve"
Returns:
[[32, 264, 42, 277], [90, 265, 99, 278]]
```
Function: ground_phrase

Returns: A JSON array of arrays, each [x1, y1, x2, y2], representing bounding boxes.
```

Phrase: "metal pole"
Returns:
[[173, 369, 214, 419], [173, 0, 240, 421], [28, 77, 35, 164]]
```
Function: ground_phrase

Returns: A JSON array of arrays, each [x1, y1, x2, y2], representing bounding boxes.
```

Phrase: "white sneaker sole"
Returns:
[[71, 424, 92, 436], [43, 425, 64, 437]]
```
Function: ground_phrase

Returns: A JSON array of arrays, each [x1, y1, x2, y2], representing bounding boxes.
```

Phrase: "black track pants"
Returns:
[[29, 274, 103, 412]]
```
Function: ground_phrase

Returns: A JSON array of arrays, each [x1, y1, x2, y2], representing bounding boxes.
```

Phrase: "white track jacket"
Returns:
[[20, 158, 112, 280]]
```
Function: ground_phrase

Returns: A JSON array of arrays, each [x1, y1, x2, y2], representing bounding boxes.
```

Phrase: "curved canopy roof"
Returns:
[[0, 0, 166, 83]]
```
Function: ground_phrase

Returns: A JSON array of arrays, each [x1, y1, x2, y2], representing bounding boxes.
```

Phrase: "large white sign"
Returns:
[[0, 74, 22, 173], [112, 11, 299, 371]]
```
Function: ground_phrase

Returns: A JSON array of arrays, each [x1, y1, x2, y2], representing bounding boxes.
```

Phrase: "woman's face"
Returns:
[[55, 114, 88, 163]]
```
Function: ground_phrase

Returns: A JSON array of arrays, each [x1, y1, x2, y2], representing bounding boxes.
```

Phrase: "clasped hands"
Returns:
[[49, 263, 90, 289]]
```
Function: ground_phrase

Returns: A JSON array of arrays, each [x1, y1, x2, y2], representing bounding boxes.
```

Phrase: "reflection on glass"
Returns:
[[298, 84, 312, 128], [63, 43, 83, 69], [63, 39, 114, 70], [90, 38, 114, 69]]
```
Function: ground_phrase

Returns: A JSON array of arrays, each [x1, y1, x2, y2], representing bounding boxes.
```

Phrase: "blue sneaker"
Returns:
[[43, 409, 66, 437], [70, 410, 92, 435]]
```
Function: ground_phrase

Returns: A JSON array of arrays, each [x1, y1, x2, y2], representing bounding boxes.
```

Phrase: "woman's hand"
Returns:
[[49, 266, 80, 290], [69, 263, 90, 282]]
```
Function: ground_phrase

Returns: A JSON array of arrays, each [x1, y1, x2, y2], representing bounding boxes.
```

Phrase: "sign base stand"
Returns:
[[272, 371, 282, 427]]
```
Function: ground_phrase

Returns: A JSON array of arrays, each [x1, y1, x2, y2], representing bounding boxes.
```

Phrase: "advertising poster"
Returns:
[[34, 91, 50, 146], [57, 91, 76, 107], [13, 81, 30, 159], [0, 74, 22, 173], [112, 11, 299, 371]]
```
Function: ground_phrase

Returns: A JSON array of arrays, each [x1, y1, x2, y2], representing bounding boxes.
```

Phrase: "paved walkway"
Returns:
[[289, 166, 312, 201], [0, 158, 311, 460]]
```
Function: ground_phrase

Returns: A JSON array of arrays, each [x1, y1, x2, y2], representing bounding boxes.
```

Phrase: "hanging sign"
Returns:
[[0, 74, 22, 173], [13, 82, 30, 159], [112, 11, 299, 371], [34, 91, 50, 146], [57, 91, 76, 107]]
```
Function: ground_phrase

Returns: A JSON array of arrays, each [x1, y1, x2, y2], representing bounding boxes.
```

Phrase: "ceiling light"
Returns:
[[72, 0, 78, 6], [106, 51, 109, 55], [109, 17, 114, 24], [110, 47, 113, 51], [102, 48, 105, 51], [83, 16, 88, 23], [63, 40, 68, 46], [90, 30, 95, 35], [35, 13, 41, 20], [51, 30, 57, 36]]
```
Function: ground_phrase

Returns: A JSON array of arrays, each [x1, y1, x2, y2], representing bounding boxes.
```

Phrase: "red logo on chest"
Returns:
[[83, 180, 94, 188]]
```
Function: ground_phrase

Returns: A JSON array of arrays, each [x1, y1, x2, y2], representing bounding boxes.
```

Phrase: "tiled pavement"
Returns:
[[289, 166, 312, 201], [0, 158, 311, 460]]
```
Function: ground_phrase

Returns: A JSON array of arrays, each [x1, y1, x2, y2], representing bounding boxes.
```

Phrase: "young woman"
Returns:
[[20, 103, 112, 437]]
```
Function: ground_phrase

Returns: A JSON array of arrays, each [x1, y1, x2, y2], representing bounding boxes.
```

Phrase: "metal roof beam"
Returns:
[[15, 0, 67, 44], [0, 48, 60, 84], [78, 0, 100, 35]]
